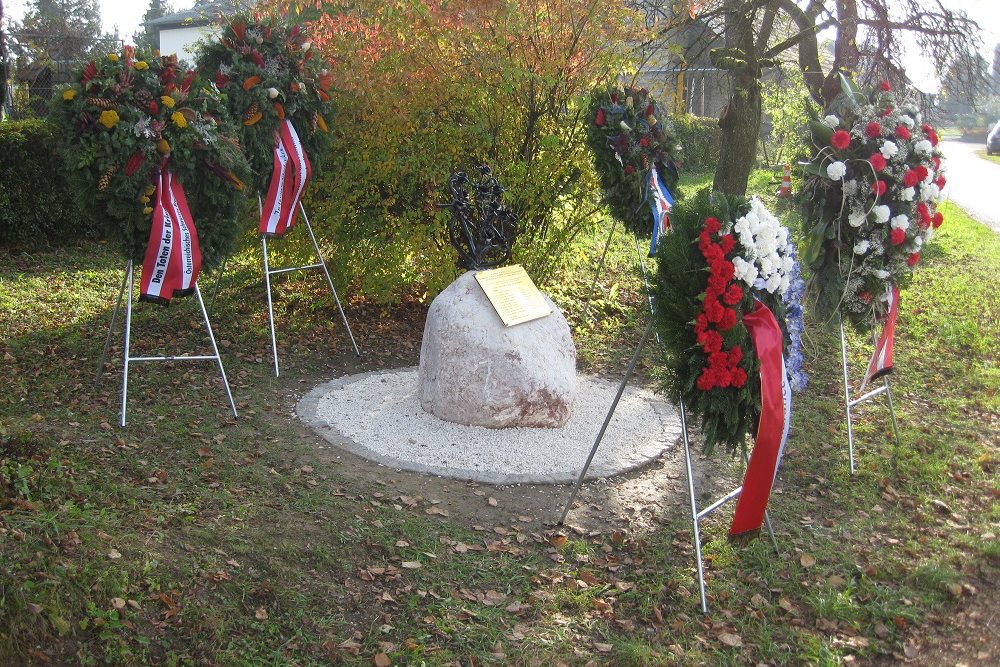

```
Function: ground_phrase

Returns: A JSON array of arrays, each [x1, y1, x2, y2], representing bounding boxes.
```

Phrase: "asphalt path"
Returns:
[[937, 137, 1000, 234]]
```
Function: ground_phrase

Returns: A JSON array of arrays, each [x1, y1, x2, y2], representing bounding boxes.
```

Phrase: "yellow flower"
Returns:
[[143, 206, 154, 215], [107, 53, 119, 62], [156, 139, 171, 154], [98, 110, 120, 129], [171, 111, 188, 128], [62, 88, 77, 101], [134, 61, 149, 70], [144, 185, 156, 196], [160, 96, 175, 109], [141, 196, 151, 204]]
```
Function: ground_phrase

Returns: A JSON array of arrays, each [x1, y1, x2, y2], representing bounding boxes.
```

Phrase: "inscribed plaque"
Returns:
[[474, 265, 552, 327]]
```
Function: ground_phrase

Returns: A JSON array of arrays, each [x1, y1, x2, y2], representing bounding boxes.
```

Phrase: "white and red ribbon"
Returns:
[[259, 119, 312, 237], [140, 166, 202, 305], [730, 299, 792, 536], [860, 284, 900, 391], [647, 167, 674, 256]]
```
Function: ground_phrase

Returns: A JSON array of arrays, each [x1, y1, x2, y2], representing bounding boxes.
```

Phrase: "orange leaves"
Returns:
[[316, 114, 328, 133], [242, 75, 261, 90], [273, 102, 285, 119], [244, 113, 263, 126]]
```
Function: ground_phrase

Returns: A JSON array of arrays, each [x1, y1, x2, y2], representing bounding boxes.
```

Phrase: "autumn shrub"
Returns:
[[672, 114, 722, 171], [269, 0, 639, 301]]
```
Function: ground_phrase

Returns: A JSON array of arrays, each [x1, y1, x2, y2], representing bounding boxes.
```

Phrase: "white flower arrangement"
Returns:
[[826, 161, 847, 180], [731, 197, 792, 296], [823, 114, 840, 128], [880, 141, 899, 159]]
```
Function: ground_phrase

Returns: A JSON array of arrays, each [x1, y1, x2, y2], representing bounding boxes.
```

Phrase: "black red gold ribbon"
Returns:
[[860, 284, 900, 391]]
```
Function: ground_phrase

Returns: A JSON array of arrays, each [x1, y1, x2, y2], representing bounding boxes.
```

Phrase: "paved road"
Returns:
[[937, 138, 1000, 234]]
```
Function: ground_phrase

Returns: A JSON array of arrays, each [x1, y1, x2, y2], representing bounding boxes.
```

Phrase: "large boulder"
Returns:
[[418, 271, 576, 428]]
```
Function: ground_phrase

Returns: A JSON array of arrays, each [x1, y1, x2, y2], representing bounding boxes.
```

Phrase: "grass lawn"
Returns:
[[974, 148, 1000, 166], [1, 184, 998, 664]]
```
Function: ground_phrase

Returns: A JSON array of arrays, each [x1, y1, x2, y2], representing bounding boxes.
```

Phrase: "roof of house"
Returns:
[[145, 0, 235, 30]]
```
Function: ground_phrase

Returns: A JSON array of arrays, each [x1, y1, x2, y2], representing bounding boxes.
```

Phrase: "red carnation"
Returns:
[[880, 80, 892, 91], [640, 136, 650, 148], [696, 370, 715, 391], [921, 123, 933, 135], [704, 217, 721, 233], [148, 101, 159, 115], [895, 125, 911, 140], [917, 202, 931, 221], [865, 122, 882, 138], [890, 228, 906, 245], [880, 106, 893, 118], [718, 260, 735, 281], [871, 180, 887, 196], [903, 170, 920, 188], [928, 130, 939, 146], [718, 308, 737, 331], [859, 290, 872, 304], [731, 367, 748, 388], [932, 211, 944, 228], [723, 283, 743, 306], [915, 165, 928, 182], [719, 233, 735, 254], [935, 174, 946, 189], [830, 130, 851, 150], [595, 108, 606, 126], [869, 153, 887, 172], [728, 346, 743, 365], [907, 252, 920, 266]]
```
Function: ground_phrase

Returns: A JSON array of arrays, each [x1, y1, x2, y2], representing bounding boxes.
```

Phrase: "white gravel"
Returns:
[[297, 367, 682, 484]]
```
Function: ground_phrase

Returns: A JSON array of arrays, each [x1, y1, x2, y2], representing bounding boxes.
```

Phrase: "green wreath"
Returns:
[[586, 86, 680, 235], [653, 188, 806, 454], [196, 13, 336, 195], [50, 47, 251, 269]]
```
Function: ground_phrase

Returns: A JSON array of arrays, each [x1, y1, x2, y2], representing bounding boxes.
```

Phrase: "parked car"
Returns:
[[988, 120, 1000, 155]]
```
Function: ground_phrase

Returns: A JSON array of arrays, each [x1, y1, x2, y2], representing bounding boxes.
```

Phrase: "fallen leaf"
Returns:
[[255, 607, 268, 620], [425, 506, 449, 517], [401, 561, 422, 569], [549, 533, 568, 548], [719, 632, 743, 648], [799, 553, 816, 568], [593, 642, 613, 653], [196, 447, 213, 457], [111, 598, 126, 610], [108, 549, 122, 560], [488, 497, 498, 507], [373, 653, 391, 667]]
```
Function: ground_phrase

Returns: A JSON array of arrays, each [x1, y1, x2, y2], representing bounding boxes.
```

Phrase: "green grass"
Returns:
[[975, 148, 1000, 166], [1, 182, 998, 665]]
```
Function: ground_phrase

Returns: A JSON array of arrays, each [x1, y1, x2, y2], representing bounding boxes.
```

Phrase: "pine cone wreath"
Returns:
[[86, 97, 116, 109]]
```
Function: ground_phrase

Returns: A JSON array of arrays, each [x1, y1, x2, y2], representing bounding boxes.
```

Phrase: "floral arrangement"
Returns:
[[653, 189, 806, 454], [586, 86, 680, 236], [800, 77, 945, 329], [196, 13, 335, 194], [50, 46, 251, 269]]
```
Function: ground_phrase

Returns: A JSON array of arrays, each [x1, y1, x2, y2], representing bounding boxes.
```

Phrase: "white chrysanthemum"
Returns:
[[890, 214, 909, 230], [880, 141, 899, 158], [875, 269, 891, 279], [843, 179, 859, 196], [901, 115, 915, 129], [848, 210, 867, 227], [914, 235, 924, 248], [827, 161, 847, 180], [854, 240, 870, 254], [765, 273, 782, 293], [874, 205, 891, 223], [920, 183, 933, 201], [823, 114, 840, 128], [914, 139, 932, 155], [900, 187, 916, 202], [930, 183, 941, 199], [732, 256, 759, 287]]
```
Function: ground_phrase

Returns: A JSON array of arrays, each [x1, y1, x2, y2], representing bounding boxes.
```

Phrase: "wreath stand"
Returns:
[[838, 318, 901, 474], [208, 196, 361, 377], [93, 261, 238, 427], [557, 229, 778, 614]]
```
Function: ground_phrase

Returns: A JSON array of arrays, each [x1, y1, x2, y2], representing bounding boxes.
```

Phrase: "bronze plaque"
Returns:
[[474, 265, 552, 327]]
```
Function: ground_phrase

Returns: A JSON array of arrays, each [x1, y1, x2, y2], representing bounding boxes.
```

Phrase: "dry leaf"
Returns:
[[111, 598, 126, 610], [108, 549, 122, 560], [373, 653, 391, 667], [255, 607, 268, 620], [593, 642, 613, 653], [401, 561, 422, 569], [799, 553, 816, 568], [488, 497, 498, 507], [719, 632, 743, 647], [549, 533, 568, 548], [425, 506, 449, 517]]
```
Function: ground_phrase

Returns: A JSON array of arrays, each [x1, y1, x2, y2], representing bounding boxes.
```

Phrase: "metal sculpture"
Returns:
[[440, 165, 519, 271]]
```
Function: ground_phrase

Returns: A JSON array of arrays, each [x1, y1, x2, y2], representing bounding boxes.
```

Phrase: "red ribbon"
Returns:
[[730, 299, 788, 536], [259, 119, 312, 237], [140, 166, 202, 305], [860, 284, 900, 391]]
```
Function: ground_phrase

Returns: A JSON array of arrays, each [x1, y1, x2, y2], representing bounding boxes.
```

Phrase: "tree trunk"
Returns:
[[712, 2, 760, 197]]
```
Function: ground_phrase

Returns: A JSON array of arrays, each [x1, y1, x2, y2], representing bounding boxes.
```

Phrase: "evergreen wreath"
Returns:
[[50, 46, 251, 269], [653, 188, 806, 454], [586, 86, 680, 235], [800, 76, 945, 330], [196, 13, 336, 195]]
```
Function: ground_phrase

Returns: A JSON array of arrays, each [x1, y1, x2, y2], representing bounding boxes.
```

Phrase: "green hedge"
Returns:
[[673, 113, 721, 172], [0, 119, 97, 249]]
